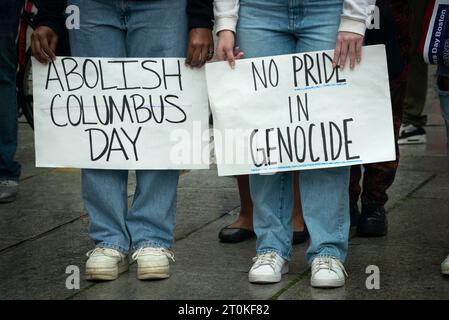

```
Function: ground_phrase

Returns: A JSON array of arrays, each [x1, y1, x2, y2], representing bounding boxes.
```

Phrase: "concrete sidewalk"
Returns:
[[1, 69, 449, 300]]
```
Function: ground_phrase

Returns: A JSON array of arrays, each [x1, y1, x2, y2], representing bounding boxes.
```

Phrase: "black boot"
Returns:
[[357, 204, 388, 237]]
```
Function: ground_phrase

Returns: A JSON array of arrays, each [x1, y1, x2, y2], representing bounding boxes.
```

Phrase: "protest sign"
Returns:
[[205, 45, 395, 176], [421, 0, 449, 65], [32, 56, 209, 169]]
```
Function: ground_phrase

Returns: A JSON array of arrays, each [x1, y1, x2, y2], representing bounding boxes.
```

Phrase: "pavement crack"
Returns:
[[0, 213, 87, 255], [174, 205, 241, 242], [270, 271, 309, 300]]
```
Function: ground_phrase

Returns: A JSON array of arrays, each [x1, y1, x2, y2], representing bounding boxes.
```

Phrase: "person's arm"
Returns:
[[187, 0, 214, 30], [34, 0, 67, 38], [186, 0, 214, 68], [333, 0, 377, 70], [32, 0, 67, 63], [214, 0, 241, 68], [214, 0, 239, 34], [340, 0, 377, 35]]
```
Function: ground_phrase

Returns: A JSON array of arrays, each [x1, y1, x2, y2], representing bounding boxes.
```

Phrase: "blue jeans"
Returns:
[[68, 0, 187, 254], [0, 0, 22, 182], [237, 0, 350, 263], [438, 65, 449, 160]]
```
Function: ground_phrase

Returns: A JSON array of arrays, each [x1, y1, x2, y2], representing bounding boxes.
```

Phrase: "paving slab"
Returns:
[[278, 197, 449, 300], [411, 172, 449, 200], [5, 169, 83, 212], [0, 217, 92, 300], [0, 209, 85, 251], [72, 214, 310, 300], [15, 122, 47, 180], [278, 244, 449, 300], [384, 169, 434, 210], [398, 155, 449, 173], [0, 174, 239, 299], [399, 126, 448, 158]]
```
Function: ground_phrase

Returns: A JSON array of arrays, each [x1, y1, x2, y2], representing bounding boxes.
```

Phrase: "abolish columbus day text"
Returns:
[[32, 57, 209, 169]]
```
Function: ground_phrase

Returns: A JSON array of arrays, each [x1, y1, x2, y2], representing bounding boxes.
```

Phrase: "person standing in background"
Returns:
[[0, 1, 23, 203], [218, 174, 309, 245], [438, 65, 449, 274], [350, 0, 411, 237], [399, 0, 429, 145], [31, 0, 214, 281]]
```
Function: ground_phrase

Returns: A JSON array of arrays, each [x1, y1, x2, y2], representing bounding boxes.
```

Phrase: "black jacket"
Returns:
[[34, 0, 214, 38]]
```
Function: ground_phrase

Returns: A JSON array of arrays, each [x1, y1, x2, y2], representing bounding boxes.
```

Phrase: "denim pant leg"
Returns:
[[68, 0, 130, 253], [237, 0, 297, 260], [292, 0, 349, 264], [123, 0, 187, 250], [438, 65, 449, 160], [128, 170, 180, 251], [300, 168, 350, 264], [0, 0, 22, 182], [82, 169, 131, 254], [250, 173, 294, 260]]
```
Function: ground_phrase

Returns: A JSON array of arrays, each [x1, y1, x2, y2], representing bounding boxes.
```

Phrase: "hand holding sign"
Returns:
[[333, 31, 364, 70]]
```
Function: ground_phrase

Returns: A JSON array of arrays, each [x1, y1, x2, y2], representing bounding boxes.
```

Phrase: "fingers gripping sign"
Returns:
[[333, 31, 364, 71]]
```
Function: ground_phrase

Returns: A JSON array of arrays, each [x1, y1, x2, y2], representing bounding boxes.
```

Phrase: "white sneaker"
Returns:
[[85, 248, 129, 281], [248, 252, 288, 283], [310, 256, 347, 288], [442, 255, 449, 275], [132, 247, 175, 280]]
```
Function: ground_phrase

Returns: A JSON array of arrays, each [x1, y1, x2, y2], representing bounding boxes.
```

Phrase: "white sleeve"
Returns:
[[340, 0, 377, 35], [214, 0, 240, 33]]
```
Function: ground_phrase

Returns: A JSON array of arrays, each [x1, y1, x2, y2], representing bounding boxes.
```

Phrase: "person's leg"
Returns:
[[294, 0, 350, 288], [437, 66, 449, 159], [292, 172, 309, 245], [124, 0, 186, 279], [237, 0, 296, 283], [235, 175, 254, 229], [294, 0, 349, 263], [357, 70, 407, 236], [349, 165, 362, 226], [401, 0, 428, 143], [67, 0, 131, 280], [218, 175, 256, 243], [357, 0, 410, 237], [299, 168, 349, 261], [127, 170, 179, 248], [82, 169, 130, 253], [250, 172, 294, 258], [220, 174, 307, 244], [437, 66, 449, 275], [0, 0, 22, 202]]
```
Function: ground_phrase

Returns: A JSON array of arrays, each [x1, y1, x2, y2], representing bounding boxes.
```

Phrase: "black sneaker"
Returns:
[[398, 124, 426, 145], [357, 204, 388, 237]]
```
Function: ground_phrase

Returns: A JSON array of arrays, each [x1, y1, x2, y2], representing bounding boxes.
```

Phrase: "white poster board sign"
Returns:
[[32, 56, 209, 169], [205, 45, 395, 176]]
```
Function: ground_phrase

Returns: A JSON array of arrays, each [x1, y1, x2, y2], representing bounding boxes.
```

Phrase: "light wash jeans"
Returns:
[[0, 0, 22, 182], [68, 0, 187, 254], [237, 0, 350, 264], [438, 65, 449, 160]]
